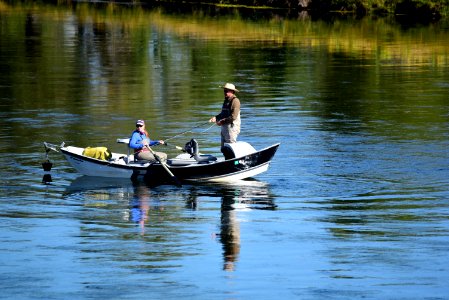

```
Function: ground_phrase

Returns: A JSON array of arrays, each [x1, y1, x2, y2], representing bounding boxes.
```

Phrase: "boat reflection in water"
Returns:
[[64, 176, 157, 235], [64, 175, 135, 195], [65, 176, 276, 268]]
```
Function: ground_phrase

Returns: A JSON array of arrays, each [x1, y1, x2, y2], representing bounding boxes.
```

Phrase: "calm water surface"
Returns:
[[1, 3, 449, 299]]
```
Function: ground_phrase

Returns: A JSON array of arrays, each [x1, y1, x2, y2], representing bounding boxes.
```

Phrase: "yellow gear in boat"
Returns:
[[82, 147, 112, 161]]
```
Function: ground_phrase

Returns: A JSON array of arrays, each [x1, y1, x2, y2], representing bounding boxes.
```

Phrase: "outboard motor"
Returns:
[[221, 145, 235, 160], [221, 142, 257, 160], [184, 139, 217, 163]]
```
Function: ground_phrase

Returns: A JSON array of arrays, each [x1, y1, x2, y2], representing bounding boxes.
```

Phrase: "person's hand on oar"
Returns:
[[145, 145, 182, 187]]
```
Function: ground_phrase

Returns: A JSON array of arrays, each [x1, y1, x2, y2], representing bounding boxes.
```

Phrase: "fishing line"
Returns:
[[164, 122, 214, 142]]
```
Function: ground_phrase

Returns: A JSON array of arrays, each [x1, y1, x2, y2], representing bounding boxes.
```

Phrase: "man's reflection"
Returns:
[[220, 190, 241, 271], [216, 181, 276, 272], [182, 181, 277, 271]]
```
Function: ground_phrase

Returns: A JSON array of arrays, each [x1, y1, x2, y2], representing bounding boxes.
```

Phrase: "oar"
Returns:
[[146, 145, 182, 187]]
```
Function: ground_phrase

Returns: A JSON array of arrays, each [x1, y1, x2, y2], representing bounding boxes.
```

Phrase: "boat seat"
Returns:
[[117, 137, 150, 164], [117, 138, 132, 163], [195, 154, 217, 163], [184, 139, 217, 163], [167, 156, 196, 166]]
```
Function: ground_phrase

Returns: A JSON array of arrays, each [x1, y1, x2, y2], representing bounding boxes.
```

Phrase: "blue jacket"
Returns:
[[129, 130, 159, 151]]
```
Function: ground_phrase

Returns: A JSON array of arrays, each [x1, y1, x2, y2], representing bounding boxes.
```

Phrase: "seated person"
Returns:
[[129, 119, 167, 162]]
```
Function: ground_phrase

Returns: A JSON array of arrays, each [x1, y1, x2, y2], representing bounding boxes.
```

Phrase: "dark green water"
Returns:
[[1, 2, 448, 299]]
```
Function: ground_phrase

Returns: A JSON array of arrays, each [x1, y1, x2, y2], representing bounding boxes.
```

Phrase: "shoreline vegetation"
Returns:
[[88, 0, 448, 21], [3, 1, 449, 23]]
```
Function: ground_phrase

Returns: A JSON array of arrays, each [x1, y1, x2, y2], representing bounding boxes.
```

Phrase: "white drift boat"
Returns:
[[44, 138, 280, 184]]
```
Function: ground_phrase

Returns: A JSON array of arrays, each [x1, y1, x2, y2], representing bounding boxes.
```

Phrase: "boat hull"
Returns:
[[62, 151, 135, 178], [60, 143, 280, 183]]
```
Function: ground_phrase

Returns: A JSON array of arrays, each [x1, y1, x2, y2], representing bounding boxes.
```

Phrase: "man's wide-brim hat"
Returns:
[[221, 83, 239, 92]]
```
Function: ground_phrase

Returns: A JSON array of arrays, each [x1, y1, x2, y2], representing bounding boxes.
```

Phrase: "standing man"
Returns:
[[209, 83, 241, 152]]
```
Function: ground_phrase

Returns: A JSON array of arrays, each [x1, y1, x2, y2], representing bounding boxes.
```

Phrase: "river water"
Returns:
[[1, 2, 448, 299]]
